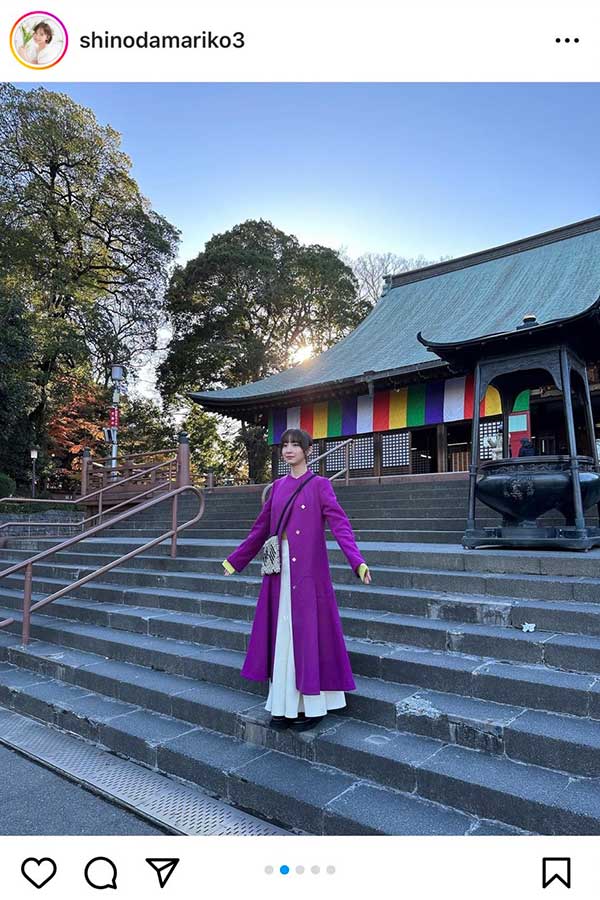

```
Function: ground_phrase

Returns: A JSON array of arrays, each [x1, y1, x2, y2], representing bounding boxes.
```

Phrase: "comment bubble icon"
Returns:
[[85, 857, 118, 890]]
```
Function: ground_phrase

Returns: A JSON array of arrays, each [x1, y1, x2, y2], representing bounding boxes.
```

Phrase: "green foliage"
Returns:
[[158, 219, 367, 402], [0, 473, 16, 498], [0, 285, 35, 487], [117, 395, 178, 455], [182, 404, 247, 483], [0, 84, 179, 490], [158, 219, 368, 482]]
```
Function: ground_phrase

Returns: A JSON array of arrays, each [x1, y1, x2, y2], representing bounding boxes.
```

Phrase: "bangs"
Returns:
[[279, 428, 312, 451]]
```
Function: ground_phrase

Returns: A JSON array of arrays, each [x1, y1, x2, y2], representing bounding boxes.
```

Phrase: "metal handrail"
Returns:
[[3, 457, 176, 510], [0, 479, 175, 540], [261, 438, 356, 503], [0, 483, 205, 645], [90, 447, 177, 465]]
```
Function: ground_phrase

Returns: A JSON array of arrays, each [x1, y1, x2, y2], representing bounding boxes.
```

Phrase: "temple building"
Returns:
[[191, 215, 600, 480]]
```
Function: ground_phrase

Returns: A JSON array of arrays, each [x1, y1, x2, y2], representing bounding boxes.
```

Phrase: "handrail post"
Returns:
[[22, 563, 33, 645], [98, 490, 103, 526], [177, 432, 191, 488], [171, 493, 179, 558], [81, 448, 91, 497], [345, 442, 350, 485]]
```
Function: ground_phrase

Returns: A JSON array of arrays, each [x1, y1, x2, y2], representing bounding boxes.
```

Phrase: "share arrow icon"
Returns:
[[146, 858, 180, 889]]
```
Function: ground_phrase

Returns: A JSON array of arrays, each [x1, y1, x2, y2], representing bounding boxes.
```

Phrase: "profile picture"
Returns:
[[10, 11, 68, 69]]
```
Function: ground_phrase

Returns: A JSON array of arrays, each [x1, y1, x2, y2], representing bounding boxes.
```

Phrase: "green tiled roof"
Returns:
[[192, 216, 600, 411]]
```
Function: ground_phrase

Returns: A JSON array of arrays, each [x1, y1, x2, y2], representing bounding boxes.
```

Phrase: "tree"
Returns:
[[182, 405, 246, 484], [347, 251, 441, 307], [158, 219, 370, 481], [45, 369, 106, 493], [158, 219, 369, 400], [0, 284, 35, 489], [0, 84, 180, 459], [117, 396, 178, 456]]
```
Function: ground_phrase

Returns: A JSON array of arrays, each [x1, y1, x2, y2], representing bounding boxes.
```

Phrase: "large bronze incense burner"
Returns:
[[476, 456, 600, 542], [418, 312, 600, 551]]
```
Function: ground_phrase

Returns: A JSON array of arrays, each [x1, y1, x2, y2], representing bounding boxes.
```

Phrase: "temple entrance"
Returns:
[[447, 422, 471, 471], [410, 426, 438, 474]]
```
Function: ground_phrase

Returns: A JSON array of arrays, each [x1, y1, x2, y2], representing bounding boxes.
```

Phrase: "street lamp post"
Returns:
[[109, 363, 125, 478], [30, 447, 38, 498]]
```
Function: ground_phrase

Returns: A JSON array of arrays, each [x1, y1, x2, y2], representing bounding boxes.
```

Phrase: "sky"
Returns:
[[16, 81, 600, 402], [20, 82, 600, 264]]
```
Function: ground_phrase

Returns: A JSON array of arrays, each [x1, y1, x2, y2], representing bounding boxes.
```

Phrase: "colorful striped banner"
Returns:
[[269, 378, 519, 444]]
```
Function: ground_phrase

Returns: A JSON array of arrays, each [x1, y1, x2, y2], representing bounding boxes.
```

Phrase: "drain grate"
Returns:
[[0, 707, 287, 836]]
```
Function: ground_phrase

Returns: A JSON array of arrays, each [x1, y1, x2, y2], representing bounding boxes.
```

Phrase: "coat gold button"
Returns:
[[292, 557, 297, 562], [301, 504, 306, 509], [295, 529, 300, 535]]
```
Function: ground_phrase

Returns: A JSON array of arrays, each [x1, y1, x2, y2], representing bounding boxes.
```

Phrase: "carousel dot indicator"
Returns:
[[280, 865, 290, 875], [264, 866, 274, 875], [326, 865, 336, 874], [311, 865, 320, 874], [296, 865, 305, 874]]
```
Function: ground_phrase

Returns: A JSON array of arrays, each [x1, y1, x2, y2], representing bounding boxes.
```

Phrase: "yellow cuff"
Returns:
[[357, 563, 369, 582], [222, 560, 235, 574]]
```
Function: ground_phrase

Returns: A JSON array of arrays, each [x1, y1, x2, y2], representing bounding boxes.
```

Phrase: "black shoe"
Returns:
[[269, 716, 288, 730], [288, 715, 325, 732]]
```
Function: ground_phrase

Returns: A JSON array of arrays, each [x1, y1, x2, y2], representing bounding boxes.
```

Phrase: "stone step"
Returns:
[[3, 556, 600, 636], [116, 516, 501, 531], [4, 552, 599, 605], [1, 642, 598, 834], [3, 540, 600, 601], [138, 499, 492, 516], [9, 535, 600, 578], [3, 581, 600, 676], [2, 618, 599, 784], [3, 551, 596, 625], [103, 528, 467, 544], [1, 606, 599, 721], [0, 645, 521, 835], [394, 688, 600, 777]]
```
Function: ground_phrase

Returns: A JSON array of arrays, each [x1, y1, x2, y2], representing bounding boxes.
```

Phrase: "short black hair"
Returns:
[[279, 428, 313, 455], [33, 21, 53, 43]]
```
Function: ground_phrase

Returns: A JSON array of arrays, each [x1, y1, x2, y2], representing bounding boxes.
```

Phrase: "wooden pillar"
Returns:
[[436, 424, 447, 473], [271, 447, 278, 480], [176, 432, 191, 488], [467, 363, 482, 530], [373, 432, 382, 478], [80, 448, 91, 497], [580, 367, 599, 471], [560, 348, 586, 532], [499, 389, 514, 458]]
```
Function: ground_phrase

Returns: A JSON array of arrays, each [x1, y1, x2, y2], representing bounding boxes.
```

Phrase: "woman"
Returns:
[[222, 428, 371, 731], [18, 21, 56, 66]]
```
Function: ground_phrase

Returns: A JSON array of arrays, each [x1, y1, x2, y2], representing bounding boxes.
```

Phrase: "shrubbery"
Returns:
[[0, 473, 16, 499]]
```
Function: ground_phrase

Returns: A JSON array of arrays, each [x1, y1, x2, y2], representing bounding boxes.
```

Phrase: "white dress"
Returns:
[[265, 535, 346, 719]]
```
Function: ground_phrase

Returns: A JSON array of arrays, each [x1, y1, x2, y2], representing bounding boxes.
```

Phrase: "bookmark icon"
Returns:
[[146, 859, 180, 889], [542, 857, 571, 889]]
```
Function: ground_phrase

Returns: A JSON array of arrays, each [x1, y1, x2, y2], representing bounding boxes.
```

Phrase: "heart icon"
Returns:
[[21, 858, 57, 889]]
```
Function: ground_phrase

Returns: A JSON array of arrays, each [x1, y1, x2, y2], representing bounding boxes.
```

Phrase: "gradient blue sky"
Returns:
[[18, 82, 600, 266]]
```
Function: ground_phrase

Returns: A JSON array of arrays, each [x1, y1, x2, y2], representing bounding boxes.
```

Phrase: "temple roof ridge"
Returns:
[[191, 214, 600, 415]]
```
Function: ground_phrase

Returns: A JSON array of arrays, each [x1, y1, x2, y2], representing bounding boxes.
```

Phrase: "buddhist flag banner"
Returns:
[[268, 377, 514, 444]]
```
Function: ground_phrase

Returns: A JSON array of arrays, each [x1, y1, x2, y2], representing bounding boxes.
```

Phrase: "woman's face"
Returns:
[[33, 28, 50, 46], [281, 438, 307, 466]]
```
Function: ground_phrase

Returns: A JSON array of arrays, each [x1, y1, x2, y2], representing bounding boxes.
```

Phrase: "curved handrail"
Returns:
[[0, 476, 176, 541], [261, 437, 356, 504], [0, 484, 205, 644], [3, 457, 176, 509], [90, 447, 177, 465]]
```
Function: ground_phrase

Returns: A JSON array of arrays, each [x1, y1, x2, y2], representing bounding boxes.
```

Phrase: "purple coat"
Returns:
[[226, 471, 366, 695]]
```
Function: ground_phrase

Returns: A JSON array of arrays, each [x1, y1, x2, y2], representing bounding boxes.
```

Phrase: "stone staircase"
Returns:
[[1, 478, 600, 834]]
